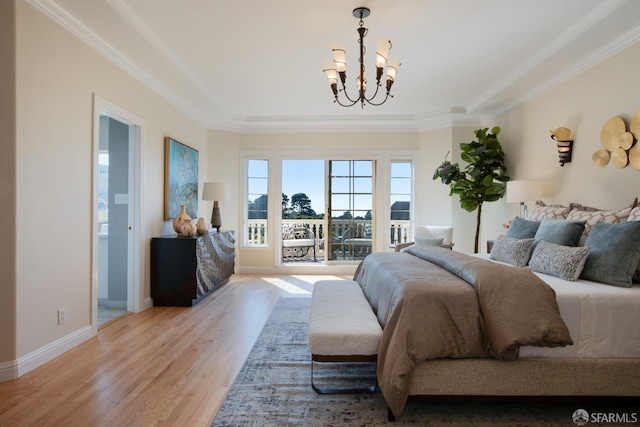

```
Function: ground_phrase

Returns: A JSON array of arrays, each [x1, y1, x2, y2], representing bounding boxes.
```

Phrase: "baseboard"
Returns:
[[142, 297, 153, 311], [0, 359, 18, 383], [0, 325, 96, 382]]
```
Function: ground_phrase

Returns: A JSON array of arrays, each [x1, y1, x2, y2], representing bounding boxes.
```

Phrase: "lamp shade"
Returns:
[[506, 180, 541, 204], [386, 56, 400, 81], [376, 39, 391, 68], [202, 182, 230, 202], [331, 43, 346, 72]]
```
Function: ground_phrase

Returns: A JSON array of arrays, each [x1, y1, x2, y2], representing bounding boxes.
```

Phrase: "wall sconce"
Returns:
[[550, 127, 573, 167]]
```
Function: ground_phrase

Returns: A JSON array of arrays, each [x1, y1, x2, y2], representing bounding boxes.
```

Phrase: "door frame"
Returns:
[[91, 94, 144, 331]]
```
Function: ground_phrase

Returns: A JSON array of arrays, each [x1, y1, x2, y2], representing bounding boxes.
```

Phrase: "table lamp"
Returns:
[[506, 180, 541, 219], [202, 182, 230, 232]]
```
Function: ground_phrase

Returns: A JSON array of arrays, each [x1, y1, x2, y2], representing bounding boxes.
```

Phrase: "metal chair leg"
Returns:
[[310, 359, 377, 394]]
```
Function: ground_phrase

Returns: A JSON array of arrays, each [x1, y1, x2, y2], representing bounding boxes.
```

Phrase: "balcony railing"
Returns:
[[246, 219, 411, 260]]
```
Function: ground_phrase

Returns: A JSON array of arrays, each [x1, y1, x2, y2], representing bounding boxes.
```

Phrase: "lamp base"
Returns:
[[211, 201, 222, 232], [520, 202, 529, 220]]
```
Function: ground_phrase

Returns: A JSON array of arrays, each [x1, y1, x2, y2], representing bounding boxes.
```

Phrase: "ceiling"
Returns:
[[32, 0, 640, 132]]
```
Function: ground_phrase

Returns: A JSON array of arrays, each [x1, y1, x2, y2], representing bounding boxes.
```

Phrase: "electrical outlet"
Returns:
[[58, 308, 66, 325]]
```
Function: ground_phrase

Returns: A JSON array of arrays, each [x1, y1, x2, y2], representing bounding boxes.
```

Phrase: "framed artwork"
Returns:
[[164, 137, 198, 220]]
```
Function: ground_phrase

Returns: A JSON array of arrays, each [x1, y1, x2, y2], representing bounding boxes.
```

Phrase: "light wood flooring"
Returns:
[[0, 274, 345, 427]]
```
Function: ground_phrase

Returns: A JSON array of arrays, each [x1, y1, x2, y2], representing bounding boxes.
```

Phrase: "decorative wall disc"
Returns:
[[630, 111, 640, 140], [592, 150, 610, 166], [600, 117, 626, 151], [611, 147, 628, 168], [629, 144, 640, 170]]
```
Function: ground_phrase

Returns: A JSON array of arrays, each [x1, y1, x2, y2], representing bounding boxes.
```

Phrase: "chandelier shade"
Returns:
[[323, 7, 400, 108]]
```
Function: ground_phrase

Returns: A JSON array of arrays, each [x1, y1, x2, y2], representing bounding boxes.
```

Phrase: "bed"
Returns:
[[353, 242, 640, 419]]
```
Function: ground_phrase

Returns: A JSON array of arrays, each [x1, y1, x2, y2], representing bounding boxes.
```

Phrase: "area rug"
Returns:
[[212, 298, 636, 426]]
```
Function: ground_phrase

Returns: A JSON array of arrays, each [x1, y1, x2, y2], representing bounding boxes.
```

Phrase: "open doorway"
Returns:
[[280, 159, 375, 263], [92, 95, 143, 329], [97, 116, 129, 325]]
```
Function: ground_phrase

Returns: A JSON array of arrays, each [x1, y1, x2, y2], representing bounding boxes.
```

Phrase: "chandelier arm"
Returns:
[[334, 96, 360, 108], [339, 85, 360, 104], [363, 82, 382, 102], [365, 92, 392, 107]]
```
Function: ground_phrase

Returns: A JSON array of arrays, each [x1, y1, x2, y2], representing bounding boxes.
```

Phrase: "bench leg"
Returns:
[[310, 359, 377, 394]]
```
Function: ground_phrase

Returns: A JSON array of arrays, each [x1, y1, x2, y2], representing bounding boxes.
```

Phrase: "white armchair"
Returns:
[[395, 225, 454, 252]]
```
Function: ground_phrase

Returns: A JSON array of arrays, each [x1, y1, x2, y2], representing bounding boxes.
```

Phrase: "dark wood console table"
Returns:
[[150, 230, 235, 306]]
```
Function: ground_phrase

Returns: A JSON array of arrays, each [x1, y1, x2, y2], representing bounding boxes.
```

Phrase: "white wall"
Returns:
[[12, 2, 211, 368]]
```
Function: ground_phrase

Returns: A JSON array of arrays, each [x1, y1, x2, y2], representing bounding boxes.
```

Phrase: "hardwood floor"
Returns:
[[0, 274, 344, 427]]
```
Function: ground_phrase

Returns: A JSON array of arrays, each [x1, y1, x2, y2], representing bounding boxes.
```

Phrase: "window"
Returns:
[[390, 160, 412, 245], [246, 159, 269, 245]]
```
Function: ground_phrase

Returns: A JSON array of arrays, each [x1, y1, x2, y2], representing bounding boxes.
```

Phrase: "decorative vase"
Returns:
[[196, 217, 208, 235], [172, 205, 192, 234], [180, 221, 197, 237]]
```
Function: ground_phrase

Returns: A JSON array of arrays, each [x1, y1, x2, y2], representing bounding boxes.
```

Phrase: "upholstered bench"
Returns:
[[308, 279, 383, 393]]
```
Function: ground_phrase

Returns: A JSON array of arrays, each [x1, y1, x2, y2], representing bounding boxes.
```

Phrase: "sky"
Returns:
[[282, 160, 325, 214]]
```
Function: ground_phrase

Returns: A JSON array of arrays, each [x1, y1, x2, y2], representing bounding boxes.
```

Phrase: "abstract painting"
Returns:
[[164, 137, 198, 220]]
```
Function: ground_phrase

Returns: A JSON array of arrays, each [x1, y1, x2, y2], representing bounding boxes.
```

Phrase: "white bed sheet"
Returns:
[[474, 254, 640, 358]]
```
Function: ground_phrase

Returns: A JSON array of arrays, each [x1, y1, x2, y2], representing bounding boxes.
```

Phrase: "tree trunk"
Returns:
[[474, 203, 483, 253]]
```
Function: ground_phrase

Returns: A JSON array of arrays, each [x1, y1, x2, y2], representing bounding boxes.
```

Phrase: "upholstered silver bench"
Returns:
[[308, 279, 383, 393]]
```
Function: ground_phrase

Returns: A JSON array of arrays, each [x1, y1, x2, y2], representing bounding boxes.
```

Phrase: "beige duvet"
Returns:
[[354, 246, 573, 417]]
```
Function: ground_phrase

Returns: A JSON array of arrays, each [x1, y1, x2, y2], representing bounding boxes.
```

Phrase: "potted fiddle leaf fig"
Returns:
[[433, 127, 510, 253]]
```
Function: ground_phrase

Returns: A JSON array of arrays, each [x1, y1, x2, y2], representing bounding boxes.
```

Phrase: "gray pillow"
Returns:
[[505, 217, 541, 239], [489, 235, 535, 267], [580, 221, 640, 287], [528, 241, 590, 281], [534, 217, 586, 247], [415, 236, 444, 246]]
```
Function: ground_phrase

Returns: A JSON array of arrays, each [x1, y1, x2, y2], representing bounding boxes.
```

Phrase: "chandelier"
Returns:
[[323, 7, 400, 109]]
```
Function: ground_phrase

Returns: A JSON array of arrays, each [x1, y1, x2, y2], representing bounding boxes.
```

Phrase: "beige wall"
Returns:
[[0, 0, 17, 365], [206, 128, 241, 246], [491, 40, 640, 246], [12, 2, 211, 365]]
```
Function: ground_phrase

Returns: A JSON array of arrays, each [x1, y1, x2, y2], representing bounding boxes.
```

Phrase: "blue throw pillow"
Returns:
[[580, 221, 640, 287], [534, 217, 586, 247], [505, 217, 541, 239]]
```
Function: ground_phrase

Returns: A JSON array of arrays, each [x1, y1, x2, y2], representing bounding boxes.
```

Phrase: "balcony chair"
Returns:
[[341, 224, 373, 259], [395, 225, 454, 252], [282, 224, 316, 261]]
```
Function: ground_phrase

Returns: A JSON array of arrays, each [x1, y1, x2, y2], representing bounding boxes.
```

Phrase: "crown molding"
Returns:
[[26, 0, 639, 135], [491, 21, 640, 119], [466, 0, 628, 113], [28, 0, 213, 127], [106, 0, 218, 104], [232, 115, 420, 134]]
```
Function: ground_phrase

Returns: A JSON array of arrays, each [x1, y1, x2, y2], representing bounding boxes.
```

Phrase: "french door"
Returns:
[[280, 159, 375, 263], [327, 160, 375, 261]]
